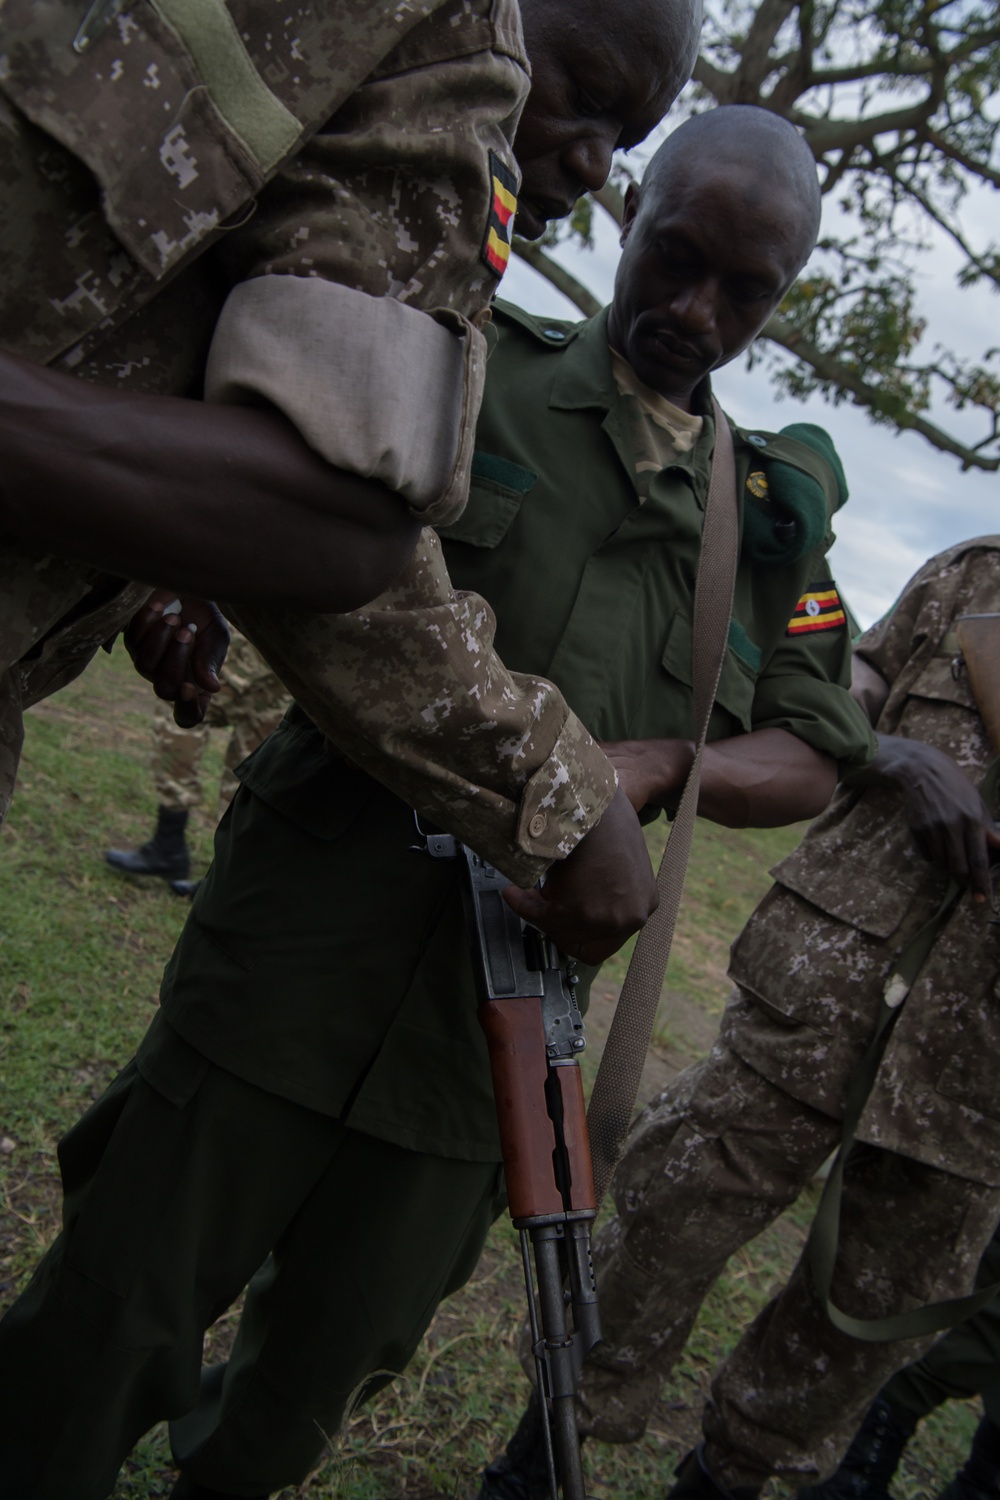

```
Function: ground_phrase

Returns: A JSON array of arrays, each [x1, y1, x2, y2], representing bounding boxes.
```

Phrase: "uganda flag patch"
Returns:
[[787, 582, 847, 635], [482, 151, 518, 278]]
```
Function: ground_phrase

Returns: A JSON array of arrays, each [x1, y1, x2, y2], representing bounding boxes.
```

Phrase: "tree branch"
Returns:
[[809, 55, 936, 86], [592, 181, 625, 228], [800, 97, 942, 154], [761, 314, 1000, 471], [736, 0, 799, 93], [899, 177, 1000, 290], [511, 241, 603, 318], [926, 128, 1000, 189], [691, 53, 730, 101]]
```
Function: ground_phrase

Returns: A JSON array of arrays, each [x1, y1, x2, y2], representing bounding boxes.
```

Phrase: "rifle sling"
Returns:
[[587, 398, 740, 1207], [806, 756, 1000, 1342]]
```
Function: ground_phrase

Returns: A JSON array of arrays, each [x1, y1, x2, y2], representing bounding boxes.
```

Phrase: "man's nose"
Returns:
[[671, 279, 719, 335], [563, 128, 617, 197]]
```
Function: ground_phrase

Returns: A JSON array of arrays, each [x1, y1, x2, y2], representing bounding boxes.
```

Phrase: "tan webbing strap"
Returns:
[[588, 400, 740, 1206], [151, 0, 303, 172]]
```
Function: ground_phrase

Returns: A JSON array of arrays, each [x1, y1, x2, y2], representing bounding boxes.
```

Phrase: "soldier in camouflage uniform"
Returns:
[[487, 538, 1000, 1499], [154, 630, 290, 820], [0, 0, 703, 958], [105, 630, 290, 883]]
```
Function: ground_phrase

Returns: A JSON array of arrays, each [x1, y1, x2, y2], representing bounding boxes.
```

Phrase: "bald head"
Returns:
[[513, 0, 703, 239], [638, 106, 821, 267], [607, 106, 822, 409]]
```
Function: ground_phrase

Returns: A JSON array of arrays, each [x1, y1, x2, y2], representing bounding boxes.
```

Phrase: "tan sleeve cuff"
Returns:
[[223, 531, 616, 886], [205, 274, 484, 524], [513, 716, 617, 864]]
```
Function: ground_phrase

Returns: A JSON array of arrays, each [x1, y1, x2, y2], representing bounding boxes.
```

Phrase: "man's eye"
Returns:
[[735, 283, 773, 303], [576, 86, 608, 118], [659, 243, 695, 271]]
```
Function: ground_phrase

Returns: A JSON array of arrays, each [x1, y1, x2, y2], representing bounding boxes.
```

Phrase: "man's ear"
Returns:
[[620, 182, 641, 247]]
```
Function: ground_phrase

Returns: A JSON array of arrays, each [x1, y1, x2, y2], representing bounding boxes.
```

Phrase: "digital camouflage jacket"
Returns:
[[0, 0, 615, 882], [727, 538, 1000, 1185]]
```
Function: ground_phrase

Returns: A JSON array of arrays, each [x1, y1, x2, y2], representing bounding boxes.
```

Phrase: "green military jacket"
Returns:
[[151, 304, 875, 1163], [442, 303, 872, 760]]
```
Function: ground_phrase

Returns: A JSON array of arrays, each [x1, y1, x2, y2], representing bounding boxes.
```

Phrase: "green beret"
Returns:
[[742, 422, 846, 566], [781, 423, 849, 509]]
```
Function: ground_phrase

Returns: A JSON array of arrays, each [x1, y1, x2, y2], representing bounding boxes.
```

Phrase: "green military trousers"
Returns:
[[0, 1018, 505, 1499]]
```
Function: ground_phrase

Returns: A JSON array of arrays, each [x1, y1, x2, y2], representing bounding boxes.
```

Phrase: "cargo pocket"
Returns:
[[935, 974, 1000, 1126], [65, 1020, 208, 1300], [894, 639, 982, 735], [236, 710, 379, 841]]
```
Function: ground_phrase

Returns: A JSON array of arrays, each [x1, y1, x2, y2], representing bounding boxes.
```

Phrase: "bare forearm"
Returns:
[[603, 728, 838, 827], [698, 730, 838, 826], [0, 352, 419, 610]]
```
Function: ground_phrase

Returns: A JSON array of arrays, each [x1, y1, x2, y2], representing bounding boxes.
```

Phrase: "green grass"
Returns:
[[0, 648, 980, 1496]]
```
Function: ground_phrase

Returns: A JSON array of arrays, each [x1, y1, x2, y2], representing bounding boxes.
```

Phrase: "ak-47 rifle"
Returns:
[[956, 613, 1000, 755], [423, 828, 599, 1500]]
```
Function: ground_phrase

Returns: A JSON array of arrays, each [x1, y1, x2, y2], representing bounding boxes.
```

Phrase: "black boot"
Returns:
[[170, 1477, 269, 1500], [477, 1390, 564, 1499], [797, 1395, 917, 1500], [939, 1415, 1000, 1500], [105, 805, 191, 880], [668, 1446, 759, 1500]]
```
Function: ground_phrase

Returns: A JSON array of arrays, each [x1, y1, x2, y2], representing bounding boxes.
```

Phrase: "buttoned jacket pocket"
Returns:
[[660, 610, 757, 734], [902, 647, 979, 713], [437, 453, 538, 549]]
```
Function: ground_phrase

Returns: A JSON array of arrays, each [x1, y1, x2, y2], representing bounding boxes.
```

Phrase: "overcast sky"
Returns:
[[502, 160, 999, 630]]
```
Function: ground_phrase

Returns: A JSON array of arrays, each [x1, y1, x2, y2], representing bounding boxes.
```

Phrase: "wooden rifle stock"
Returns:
[[479, 999, 596, 1219], [458, 847, 599, 1500], [956, 613, 1000, 755]]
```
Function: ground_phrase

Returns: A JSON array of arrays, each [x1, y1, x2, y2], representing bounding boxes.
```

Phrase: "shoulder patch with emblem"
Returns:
[[787, 581, 847, 635], [483, 151, 518, 279]]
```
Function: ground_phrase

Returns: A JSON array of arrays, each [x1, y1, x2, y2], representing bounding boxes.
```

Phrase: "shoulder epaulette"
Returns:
[[492, 299, 586, 348]]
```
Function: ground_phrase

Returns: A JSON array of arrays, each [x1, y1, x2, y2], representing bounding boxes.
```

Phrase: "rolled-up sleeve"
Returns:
[[205, 276, 484, 526], [210, 0, 527, 527], [208, 0, 616, 875]]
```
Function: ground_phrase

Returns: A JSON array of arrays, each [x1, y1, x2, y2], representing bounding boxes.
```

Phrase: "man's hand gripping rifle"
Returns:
[[423, 830, 600, 1500]]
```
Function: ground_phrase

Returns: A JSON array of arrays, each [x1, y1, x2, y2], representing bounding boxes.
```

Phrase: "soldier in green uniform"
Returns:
[[0, 108, 876, 1500]]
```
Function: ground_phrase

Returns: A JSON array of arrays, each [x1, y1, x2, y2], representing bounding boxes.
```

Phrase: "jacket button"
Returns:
[[543, 327, 567, 342], [528, 813, 547, 838]]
